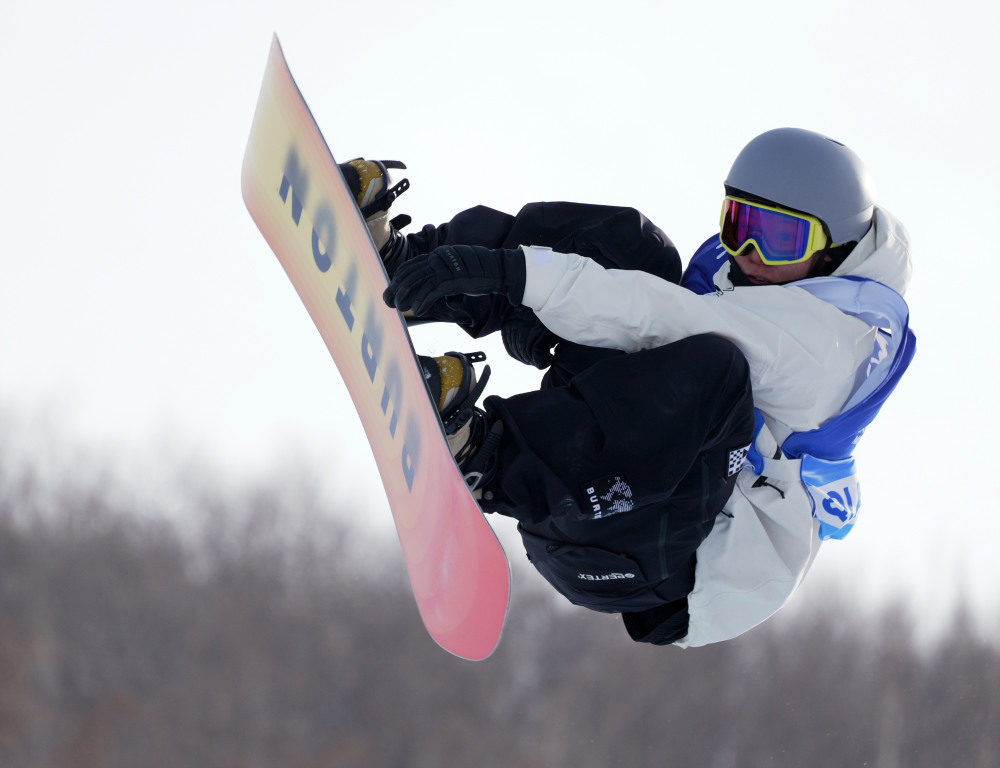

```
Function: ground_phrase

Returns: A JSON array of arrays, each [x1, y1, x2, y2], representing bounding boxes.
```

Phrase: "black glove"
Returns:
[[501, 306, 559, 369], [383, 245, 526, 316]]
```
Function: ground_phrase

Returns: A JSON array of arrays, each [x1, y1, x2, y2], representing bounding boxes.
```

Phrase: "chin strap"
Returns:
[[726, 255, 755, 286]]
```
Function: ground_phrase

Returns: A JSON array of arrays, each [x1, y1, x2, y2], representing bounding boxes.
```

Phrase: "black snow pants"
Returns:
[[401, 203, 756, 645]]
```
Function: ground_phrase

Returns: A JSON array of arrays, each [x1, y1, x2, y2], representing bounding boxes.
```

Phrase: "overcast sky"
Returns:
[[2, 0, 997, 636]]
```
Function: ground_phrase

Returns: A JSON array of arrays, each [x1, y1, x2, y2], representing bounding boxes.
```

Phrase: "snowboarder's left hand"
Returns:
[[502, 306, 559, 369], [383, 245, 526, 316]]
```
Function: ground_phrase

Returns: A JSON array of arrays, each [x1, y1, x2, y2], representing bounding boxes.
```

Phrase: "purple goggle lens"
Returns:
[[721, 198, 814, 264]]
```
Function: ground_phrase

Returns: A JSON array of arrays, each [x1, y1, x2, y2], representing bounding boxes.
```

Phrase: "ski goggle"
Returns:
[[720, 196, 830, 265]]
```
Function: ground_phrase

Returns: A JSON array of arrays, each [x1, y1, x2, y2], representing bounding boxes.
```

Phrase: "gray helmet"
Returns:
[[725, 127, 877, 244]]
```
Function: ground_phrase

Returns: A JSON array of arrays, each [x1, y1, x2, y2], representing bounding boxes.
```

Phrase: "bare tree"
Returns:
[[1, 447, 998, 768]]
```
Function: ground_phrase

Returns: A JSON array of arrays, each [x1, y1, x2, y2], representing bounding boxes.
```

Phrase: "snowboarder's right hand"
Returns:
[[383, 245, 526, 316]]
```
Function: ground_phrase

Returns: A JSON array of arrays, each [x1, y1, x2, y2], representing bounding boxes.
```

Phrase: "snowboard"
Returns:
[[241, 35, 510, 660]]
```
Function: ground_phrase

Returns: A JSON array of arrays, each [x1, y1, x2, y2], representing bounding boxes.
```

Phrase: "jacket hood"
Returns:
[[830, 206, 912, 295]]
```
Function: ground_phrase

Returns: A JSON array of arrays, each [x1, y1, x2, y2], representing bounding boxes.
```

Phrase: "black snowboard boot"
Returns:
[[418, 351, 503, 495], [339, 158, 412, 274]]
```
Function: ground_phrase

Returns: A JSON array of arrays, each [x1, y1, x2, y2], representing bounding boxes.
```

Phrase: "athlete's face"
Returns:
[[732, 245, 823, 285]]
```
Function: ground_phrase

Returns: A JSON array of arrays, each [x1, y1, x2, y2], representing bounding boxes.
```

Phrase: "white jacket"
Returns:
[[519, 207, 912, 647]]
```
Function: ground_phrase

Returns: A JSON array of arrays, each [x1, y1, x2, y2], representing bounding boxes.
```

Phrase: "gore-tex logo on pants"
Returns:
[[577, 572, 636, 581]]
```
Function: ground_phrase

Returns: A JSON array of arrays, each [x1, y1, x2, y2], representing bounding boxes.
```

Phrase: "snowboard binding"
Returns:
[[341, 159, 410, 218], [339, 158, 413, 273], [419, 351, 503, 494]]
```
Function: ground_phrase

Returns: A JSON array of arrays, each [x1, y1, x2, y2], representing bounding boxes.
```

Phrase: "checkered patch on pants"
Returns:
[[727, 445, 750, 477]]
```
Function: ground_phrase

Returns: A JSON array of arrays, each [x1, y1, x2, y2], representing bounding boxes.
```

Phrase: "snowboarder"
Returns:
[[341, 127, 914, 647]]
